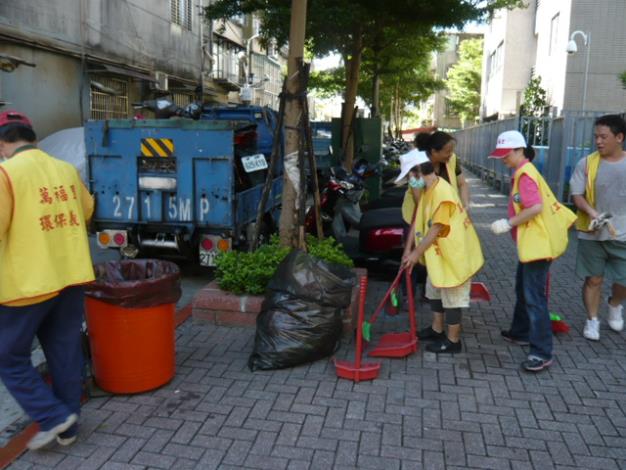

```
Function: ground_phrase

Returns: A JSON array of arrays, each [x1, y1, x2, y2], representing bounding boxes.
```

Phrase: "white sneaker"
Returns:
[[27, 414, 77, 450], [583, 318, 600, 341], [56, 434, 77, 446], [608, 302, 624, 332]]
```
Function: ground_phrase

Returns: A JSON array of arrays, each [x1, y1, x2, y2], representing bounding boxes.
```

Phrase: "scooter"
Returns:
[[132, 99, 202, 120], [305, 160, 408, 272]]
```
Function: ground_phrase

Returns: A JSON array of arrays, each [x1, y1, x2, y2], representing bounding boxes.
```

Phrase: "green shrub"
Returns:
[[215, 234, 353, 295], [305, 235, 353, 268]]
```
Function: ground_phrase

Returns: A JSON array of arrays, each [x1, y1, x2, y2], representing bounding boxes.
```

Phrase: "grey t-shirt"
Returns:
[[570, 155, 626, 241]]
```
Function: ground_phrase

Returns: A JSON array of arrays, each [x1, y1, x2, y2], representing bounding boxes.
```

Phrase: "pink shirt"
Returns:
[[508, 161, 542, 241]]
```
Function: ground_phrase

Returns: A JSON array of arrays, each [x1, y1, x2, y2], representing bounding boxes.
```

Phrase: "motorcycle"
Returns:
[[305, 159, 408, 272], [132, 99, 202, 120]]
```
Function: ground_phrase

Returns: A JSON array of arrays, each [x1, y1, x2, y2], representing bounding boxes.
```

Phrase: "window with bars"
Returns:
[[172, 92, 194, 108], [171, 0, 192, 30], [212, 39, 244, 84], [90, 77, 129, 120], [250, 53, 282, 110]]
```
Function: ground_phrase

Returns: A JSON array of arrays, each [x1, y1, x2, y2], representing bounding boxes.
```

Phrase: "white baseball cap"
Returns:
[[489, 130, 527, 158], [394, 149, 430, 183]]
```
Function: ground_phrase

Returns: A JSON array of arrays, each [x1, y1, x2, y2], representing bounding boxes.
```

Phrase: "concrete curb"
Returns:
[[192, 267, 367, 331]]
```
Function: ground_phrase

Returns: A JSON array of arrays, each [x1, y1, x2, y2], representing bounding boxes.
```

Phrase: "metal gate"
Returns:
[[454, 111, 619, 201]]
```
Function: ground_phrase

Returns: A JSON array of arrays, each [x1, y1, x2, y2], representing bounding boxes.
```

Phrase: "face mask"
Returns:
[[408, 176, 425, 189]]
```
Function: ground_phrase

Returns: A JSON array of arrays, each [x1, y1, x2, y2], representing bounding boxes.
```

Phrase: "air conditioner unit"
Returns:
[[154, 71, 169, 91]]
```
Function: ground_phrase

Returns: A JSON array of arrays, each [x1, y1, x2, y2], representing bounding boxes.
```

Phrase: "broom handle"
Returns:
[[367, 268, 405, 325], [355, 276, 368, 370], [406, 270, 417, 338]]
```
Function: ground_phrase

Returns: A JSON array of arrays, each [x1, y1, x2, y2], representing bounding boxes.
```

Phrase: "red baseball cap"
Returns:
[[0, 110, 32, 129]]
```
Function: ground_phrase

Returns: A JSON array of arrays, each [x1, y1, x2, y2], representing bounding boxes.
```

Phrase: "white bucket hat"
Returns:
[[394, 149, 430, 183]]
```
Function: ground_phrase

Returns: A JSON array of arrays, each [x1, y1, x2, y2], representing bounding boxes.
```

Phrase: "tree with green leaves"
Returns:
[[205, 0, 524, 169], [445, 37, 483, 127], [522, 73, 548, 117], [520, 73, 549, 145], [620, 71, 626, 89], [309, 31, 445, 135]]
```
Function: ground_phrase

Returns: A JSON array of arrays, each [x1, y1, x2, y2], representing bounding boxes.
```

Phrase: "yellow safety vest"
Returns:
[[574, 151, 601, 232], [511, 163, 577, 263], [0, 148, 95, 304], [402, 153, 459, 224], [413, 177, 484, 288]]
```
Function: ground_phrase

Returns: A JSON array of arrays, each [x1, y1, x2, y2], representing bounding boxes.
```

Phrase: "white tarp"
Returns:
[[38, 127, 87, 184]]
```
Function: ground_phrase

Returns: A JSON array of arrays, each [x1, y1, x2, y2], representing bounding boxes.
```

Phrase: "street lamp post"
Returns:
[[566, 30, 591, 113]]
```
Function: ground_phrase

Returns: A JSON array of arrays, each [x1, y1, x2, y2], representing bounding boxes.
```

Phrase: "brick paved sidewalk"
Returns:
[[8, 174, 626, 470]]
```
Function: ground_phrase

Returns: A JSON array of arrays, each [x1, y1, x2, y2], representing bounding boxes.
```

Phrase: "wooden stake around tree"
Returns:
[[278, 0, 307, 248]]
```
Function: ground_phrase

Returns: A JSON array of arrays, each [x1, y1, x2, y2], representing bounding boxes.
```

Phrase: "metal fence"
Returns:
[[454, 111, 618, 201]]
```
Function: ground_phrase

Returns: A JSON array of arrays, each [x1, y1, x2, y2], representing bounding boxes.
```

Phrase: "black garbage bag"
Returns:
[[267, 250, 355, 307], [85, 259, 182, 308], [249, 250, 356, 371]]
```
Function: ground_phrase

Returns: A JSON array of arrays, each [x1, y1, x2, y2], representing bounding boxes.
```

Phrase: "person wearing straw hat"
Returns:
[[401, 151, 484, 353], [489, 130, 576, 372]]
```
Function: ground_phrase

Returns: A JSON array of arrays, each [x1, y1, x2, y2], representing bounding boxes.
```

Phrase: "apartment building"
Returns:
[[481, 0, 626, 120], [418, 32, 483, 130], [0, 0, 285, 138]]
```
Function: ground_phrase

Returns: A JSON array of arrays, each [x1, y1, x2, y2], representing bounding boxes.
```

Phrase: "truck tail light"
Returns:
[[199, 235, 231, 267], [97, 230, 128, 248], [201, 238, 213, 250], [113, 233, 126, 246], [217, 239, 230, 252], [98, 232, 111, 246]]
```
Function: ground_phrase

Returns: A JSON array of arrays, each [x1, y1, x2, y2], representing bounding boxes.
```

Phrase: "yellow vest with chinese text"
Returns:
[[402, 153, 459, 224], [0, 148, 94, 304], [511, 163, 576, 263], [413, 177, 483, 288], [574, 151, 601, 232]]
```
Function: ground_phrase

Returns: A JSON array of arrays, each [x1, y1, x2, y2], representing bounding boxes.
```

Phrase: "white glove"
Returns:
[[491, 218, 512, 235], [588, 212, 611, 231]]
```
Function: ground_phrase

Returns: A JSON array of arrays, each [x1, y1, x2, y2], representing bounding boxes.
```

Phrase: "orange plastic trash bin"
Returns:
[[85, 259, 182, 394]]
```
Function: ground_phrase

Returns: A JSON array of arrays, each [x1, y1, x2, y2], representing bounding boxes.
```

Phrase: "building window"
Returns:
[[489, 41, 503, 77], [444, 99, 458, 117], [213, 39, 244, 84], [172, 92, 194, 108], [250, 53, 283, 110], [230, 14, 245, 25], [549, 13, 559, 56], [171, 0, 192, 30], [90, 77, 129, 120]]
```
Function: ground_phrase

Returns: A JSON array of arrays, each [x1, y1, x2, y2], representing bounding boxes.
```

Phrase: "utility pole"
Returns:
[[278, 0, 307, 247]]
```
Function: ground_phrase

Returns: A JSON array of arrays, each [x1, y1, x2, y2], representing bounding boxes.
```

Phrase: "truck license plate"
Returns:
[[241, 154, 268, 173], [199, 251, 217, 267]]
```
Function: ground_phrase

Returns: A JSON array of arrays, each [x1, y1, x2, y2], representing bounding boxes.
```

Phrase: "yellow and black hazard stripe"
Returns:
[[140, 138, 174, 157]]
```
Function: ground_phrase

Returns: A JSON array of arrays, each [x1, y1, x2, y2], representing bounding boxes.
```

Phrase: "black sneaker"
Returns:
[[425, 338, 462, 354], [522, 357, 553, 372], [418, 326, 446, 341], [501, 330, 529, 346]]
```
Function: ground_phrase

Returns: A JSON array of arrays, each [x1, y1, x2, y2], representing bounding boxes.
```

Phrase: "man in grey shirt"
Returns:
[[569, 114, 626, 341]]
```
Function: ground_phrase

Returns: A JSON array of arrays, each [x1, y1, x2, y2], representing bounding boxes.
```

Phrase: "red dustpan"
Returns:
[[334, 276, 381, 382], [470, 282, 491, 302], [368, 269, 418, 358]]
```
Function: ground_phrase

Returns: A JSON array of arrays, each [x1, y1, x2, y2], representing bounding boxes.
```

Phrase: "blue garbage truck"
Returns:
[[85, 105, 283, 266]]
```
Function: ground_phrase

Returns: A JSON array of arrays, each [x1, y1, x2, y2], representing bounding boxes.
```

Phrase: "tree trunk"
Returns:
[[371, 72, 380, 118], [278, 0, 307, 247], [393, 82, 401, 138], [341, 24, 363, 170]]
